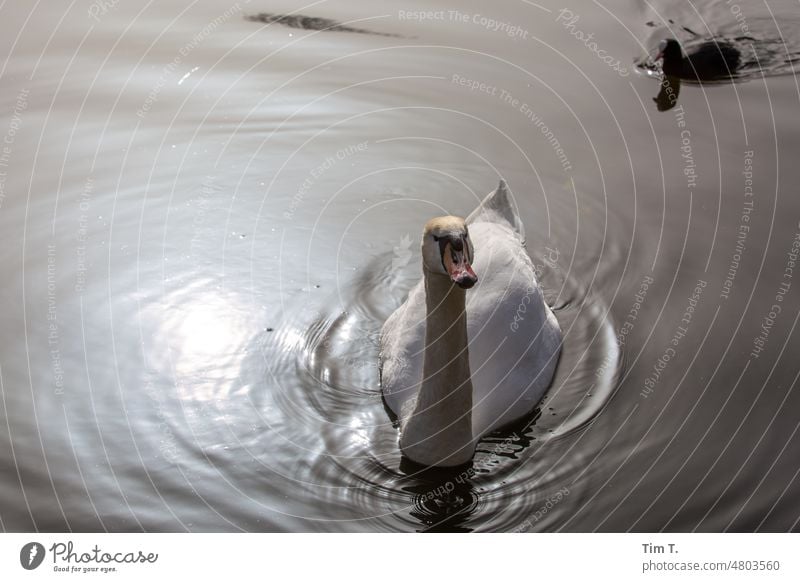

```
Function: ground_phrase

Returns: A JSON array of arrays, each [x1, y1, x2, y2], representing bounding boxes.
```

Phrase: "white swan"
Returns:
[[380, 180, 562, 467]]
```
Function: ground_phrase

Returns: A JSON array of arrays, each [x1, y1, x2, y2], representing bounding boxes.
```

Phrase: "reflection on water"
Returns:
[[653, 74, 681, 111], [1, 0, 800, 532], [245, 13, 401, 37], [402, 463, 480, 532], [151, 284, 250, 382]]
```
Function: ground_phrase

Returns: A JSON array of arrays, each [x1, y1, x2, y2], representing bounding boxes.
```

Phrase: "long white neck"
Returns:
[[400, 270, 475, 466]]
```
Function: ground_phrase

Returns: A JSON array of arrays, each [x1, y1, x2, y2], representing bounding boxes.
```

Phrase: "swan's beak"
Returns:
[[443, 239, 477, 289]]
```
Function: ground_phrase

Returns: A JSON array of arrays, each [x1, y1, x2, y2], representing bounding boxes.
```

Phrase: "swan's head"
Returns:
[[421, 216, 477, 289]]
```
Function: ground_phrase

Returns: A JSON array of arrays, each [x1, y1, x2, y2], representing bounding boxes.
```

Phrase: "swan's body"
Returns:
[[380, 181, 562, 466]]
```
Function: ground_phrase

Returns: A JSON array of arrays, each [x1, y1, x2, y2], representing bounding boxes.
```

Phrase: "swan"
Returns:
[[380, 180, 562, 467]]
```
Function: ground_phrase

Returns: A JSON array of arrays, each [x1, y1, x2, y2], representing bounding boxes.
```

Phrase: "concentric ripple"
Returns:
[[283, 249, 621, 531]]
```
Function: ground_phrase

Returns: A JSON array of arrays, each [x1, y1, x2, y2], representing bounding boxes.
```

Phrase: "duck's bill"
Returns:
[[443, 243, 478, 289]]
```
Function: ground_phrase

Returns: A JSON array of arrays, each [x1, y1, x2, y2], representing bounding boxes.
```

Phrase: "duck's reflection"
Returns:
[[653, 74, 681, 111]]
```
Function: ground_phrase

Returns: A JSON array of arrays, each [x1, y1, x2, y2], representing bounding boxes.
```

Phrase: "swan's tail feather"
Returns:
[[466, 179, 525, 241]]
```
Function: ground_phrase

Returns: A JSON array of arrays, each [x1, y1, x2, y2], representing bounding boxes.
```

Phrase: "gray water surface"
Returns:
[[1, 0, 799, 531]]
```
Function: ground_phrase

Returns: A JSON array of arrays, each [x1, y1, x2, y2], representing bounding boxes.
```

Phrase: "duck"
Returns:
[[656, 38, 741, 81], [379, 180, 562, 467]]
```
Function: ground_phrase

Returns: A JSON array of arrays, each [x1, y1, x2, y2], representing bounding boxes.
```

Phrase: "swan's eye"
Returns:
[[433, 235, 440, 242]]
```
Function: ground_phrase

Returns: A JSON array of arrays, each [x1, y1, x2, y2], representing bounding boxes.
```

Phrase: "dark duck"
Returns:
[[656, 38, 741, 81]]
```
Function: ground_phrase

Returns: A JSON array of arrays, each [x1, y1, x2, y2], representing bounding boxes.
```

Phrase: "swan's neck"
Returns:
[[400, 270, 475, 466]]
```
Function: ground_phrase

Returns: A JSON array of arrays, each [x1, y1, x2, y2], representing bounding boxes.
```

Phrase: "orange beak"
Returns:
[[443, 240, 477, 289]]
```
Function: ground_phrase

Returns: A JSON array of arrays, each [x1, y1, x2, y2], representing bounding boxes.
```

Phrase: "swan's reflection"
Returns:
[[400, 460, 479, 532]]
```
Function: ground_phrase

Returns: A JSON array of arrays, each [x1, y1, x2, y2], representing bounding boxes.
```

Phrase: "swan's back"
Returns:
[[380, 182, 561, 437]]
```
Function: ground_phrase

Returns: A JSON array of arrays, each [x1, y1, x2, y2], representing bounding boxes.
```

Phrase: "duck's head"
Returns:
[[656, 38, 683, 63], [421, 216, 477, 289]]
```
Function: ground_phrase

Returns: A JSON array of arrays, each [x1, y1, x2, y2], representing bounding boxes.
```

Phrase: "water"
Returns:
[[1, 0, 799, 532]]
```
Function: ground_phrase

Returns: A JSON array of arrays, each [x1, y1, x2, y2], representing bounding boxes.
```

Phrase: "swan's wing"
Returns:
[[465, 222, 562, 436], [466, 179, 525, 242]]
